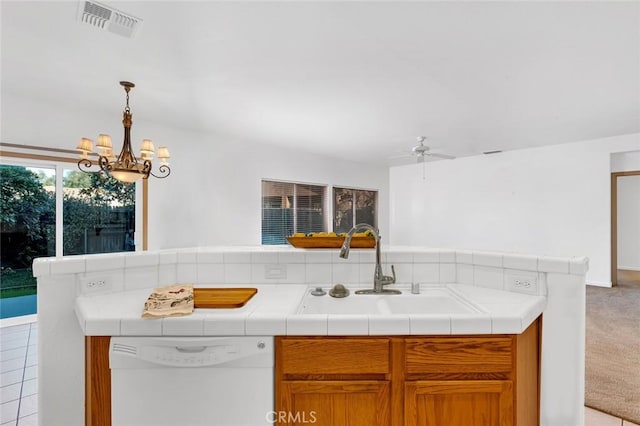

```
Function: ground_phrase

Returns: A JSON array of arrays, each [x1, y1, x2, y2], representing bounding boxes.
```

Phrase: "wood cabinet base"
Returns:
[[276, 317, 541, 426]]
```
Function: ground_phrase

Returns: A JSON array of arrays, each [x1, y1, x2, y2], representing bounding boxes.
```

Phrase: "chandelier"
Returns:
[[77, 81, 170, 183]]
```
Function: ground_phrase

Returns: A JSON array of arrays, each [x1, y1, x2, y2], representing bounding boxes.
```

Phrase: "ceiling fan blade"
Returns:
[[429, 152, 456, 160], [389, 153, 413, 160]]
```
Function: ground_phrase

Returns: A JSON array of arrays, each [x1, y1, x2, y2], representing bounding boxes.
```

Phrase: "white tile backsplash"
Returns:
[[196, 250, 224, 264], [539, 256, 570, 273], [305, 251, 334, 263], [158, 251, 177, 264], [251, 252, 279, 264], [251, 264, 279, 284], [50, 257, 85, 275], [569, 257, 589, 275], [456, 264, 474, 285], [503, 254, 537, 271], [439, 263, 456, 283], [358, 251, 377, 263], [176, 249, 198, 263], [413, 263, 439, 283], [455, 250, 473, 264], [305, 263, 332, 284], [387, 251, 414, 263], [333, 251, 359, 264], [124, 266, 159, 290], [37, 247, 585, 306], [413, 250, 439, 263], [473, 252, 503, 268], [157, 264, 177, 285], [86, 254, 125, 272], [332, 263, 359, 284], [278, 251, 306, 264], [438, 250, 456, 263], [390, 263, 412, 284], [280, 263, 306, 284], [224, 264, 252, 284], [197, 263, 225, 284], [473, 266, 504, 290], [223, 252, 252, 264], [124, 253, 159, 268], [176, 263, 197, 283], [32, 258, 51, 277]]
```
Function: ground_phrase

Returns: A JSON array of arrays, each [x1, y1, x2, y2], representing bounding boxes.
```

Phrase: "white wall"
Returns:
[[611, 150, 640, 172], [146, 136, 389, 250], [617, 175, 640, 270], [1, 92, 389, 250], [389, 133, 640, 285]]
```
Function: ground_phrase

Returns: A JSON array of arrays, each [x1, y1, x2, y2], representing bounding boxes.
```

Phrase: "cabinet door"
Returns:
[[405, 380, 513, 426], [278, 380, 390, 426]]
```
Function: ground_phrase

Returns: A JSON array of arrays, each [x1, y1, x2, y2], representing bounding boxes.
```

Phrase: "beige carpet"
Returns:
[[585, 270, 640, 424]]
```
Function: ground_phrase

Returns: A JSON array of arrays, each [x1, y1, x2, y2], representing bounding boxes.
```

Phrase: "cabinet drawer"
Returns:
[[279, 338, 390, 375], [405, 337, 513, 374]]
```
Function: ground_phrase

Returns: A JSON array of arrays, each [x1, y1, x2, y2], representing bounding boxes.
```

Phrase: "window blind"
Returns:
[[261, 180, 326, 245]]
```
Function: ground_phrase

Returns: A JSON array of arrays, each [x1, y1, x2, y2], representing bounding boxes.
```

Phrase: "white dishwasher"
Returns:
[[109, 336, 274, 426]]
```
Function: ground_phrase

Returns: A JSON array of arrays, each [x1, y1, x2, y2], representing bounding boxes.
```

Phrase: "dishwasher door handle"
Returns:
[[175, 346, 207, 353]]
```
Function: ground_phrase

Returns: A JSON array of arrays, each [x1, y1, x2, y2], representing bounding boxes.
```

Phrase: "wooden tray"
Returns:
[[194, 288, 257, 308], [286, 236, 375, 249]]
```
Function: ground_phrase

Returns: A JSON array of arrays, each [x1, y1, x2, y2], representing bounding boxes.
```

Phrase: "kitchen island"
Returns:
[[34, 246, 587, 425]]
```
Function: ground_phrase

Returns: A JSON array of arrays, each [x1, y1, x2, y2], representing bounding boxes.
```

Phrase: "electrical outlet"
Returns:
[[505, 271, 538, 295], [80, 275, 112, 294]]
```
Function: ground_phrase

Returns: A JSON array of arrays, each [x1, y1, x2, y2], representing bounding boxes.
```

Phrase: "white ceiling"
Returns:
[[2, 1, 639, 165]]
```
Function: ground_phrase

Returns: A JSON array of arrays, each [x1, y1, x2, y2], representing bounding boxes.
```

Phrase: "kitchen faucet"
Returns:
[[339, 223, 400, 294]]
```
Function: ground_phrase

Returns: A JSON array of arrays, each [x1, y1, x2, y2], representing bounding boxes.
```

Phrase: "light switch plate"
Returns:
[[265, 264, 287, 279]]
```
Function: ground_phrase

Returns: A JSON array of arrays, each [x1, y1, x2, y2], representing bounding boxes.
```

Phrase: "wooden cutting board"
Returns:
[[193, 288, 258, 308]]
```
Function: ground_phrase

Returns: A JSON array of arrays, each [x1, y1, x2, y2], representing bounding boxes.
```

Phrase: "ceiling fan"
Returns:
[[391, 136, 456, 180], [409, 136, 456, 163]]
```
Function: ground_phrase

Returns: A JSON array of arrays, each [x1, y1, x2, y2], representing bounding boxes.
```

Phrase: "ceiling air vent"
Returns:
[[77, 1, 143, 38]]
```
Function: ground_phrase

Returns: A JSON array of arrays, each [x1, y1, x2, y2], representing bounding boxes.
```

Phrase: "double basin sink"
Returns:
[[296, 286, 481, 315]]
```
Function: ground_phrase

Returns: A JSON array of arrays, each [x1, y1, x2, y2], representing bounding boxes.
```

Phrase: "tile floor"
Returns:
[[0, 319, 638, 426], [1, 322, 37, 426]]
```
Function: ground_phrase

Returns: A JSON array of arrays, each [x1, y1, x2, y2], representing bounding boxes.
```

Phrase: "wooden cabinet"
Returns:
[[275, 317, 540, 426], [276, 337, 392, 425], [405, 380, 513, 426], [280, 381, 390, 426]]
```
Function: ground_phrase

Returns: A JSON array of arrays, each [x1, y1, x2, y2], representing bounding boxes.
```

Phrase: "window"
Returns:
[[333, 187, 378, 234], [262, 180, 326, 245], [0, 144, 144, 319], [62, 169, 136, 255]]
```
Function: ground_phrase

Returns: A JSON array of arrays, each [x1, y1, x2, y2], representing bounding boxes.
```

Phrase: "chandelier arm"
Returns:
[[77, 158, 101, 174], [98, 155, 114, 174], [148, 164, 171, 179]]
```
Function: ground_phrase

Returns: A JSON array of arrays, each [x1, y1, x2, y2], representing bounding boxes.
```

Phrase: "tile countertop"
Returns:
[[75, 283, 546, 337]]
